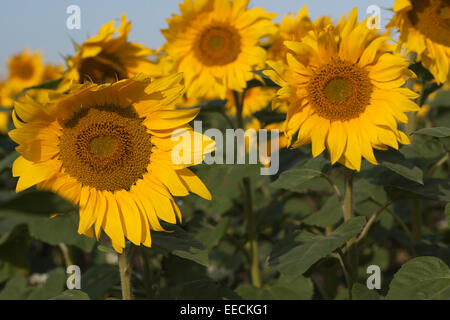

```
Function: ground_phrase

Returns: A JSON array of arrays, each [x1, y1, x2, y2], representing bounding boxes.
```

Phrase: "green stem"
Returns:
[[234, 90, 261, 288], [343, 169, 357, 299], [243, 177, 261, 288], [58, 243, 73, 267], [118, 251, 132, 300]]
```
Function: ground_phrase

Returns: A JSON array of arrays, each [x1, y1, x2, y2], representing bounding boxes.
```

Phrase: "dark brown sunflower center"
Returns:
[[78, 52, 127, 84], [194, 24, 241, 66], [59, 105, 152, 192], [407, 0, 450, 47], [307, 59, 373, 121], [16, 62, 35, 80]]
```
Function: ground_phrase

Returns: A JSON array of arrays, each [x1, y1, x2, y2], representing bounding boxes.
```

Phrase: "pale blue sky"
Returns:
[[0, 0, 395, 75]]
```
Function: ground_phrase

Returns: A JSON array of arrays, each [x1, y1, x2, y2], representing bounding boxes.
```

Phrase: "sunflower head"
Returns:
[[388, 0, 450, 83], [10, 74, 215, 253], [268, 7, 332, 62], [8, 49, 44, 89], [162, 0, 277, 99], [65, 14, 156, 85], [265, 8, 420, 171]]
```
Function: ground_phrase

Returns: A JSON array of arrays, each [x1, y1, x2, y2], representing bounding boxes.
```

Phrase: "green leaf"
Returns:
[[385, 178, 450, 202], [269, 217, 366, 280], [0, 276, 33, 299], [27, 268, 66, 300], [151, 225, 209, 266], [22, 78, 62, 92], [271, 169, 324, 190], [352, 283, 382, 300], [236, 275, 313, 300], [375, 149, 424, 185], [303, 195, 342, 228], [192, 217, 230, 251], [415, 127, 450, 138], [387, 256, 450, 300], [81, 264, 120, 299], [28, 214, 95, 252], [0, 191, 76, 219], [50, 290, 90, 300], [0, 224, 29, 278], [271, 158, 331, 191]]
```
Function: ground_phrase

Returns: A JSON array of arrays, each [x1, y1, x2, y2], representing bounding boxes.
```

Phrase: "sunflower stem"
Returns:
[[343, 168, 357, 299], [234, 90, 261, 288], [118, 250, 132, 300]]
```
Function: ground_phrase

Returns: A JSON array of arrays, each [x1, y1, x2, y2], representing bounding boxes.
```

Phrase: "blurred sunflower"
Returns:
[[64, 14, 156, 85], [265, 8, 420, 171], [268, 6, 331, 62], [9, 74, 215, 253], [388, 0, 450, 84], [162, 0, 277, 99], [0, 50, 63, 133], [8, 49, 44, 89]]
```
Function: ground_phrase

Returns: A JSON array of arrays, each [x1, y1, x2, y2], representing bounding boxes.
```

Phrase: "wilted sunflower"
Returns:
[[162, 0, 277, 99], [388, 0, 450, 84], [265, 8, 420, 171], [64, 14, 156, 85], [10, 74, 215, 253]]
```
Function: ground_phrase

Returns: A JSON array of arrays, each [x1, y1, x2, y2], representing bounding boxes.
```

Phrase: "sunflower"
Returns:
[[64, 14, 156, 85], [265, 8, 420, 171], [9, 74, 215, 253], [161, 0, 277, 100], [388, 0, 450, 84], [268, 6, 331, 62], [7, 49, 44, 89]]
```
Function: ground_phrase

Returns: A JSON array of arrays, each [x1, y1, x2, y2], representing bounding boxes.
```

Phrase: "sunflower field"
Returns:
[[0, 0, 449, 303]]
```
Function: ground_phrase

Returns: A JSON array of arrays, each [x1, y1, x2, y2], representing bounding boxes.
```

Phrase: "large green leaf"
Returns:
[[28, 214, 95, 252], [0, 224, 29, 279], [0, 276, 33, 299], [81, 264, 120, 299], [151, 225, 209, 266], [386, 256, 450, 300], [374, 149, 424, 185], [415, 127, 450, 138], [269, 217, 366, 280], [0, 191, 76, 219], [271, 158, 331, 191], [385, 178, 450, 202], [352, 283, 382, 300], [303, 195, 342, 228], [27, 268, 66, 300], [271, 169, 324, 190]]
